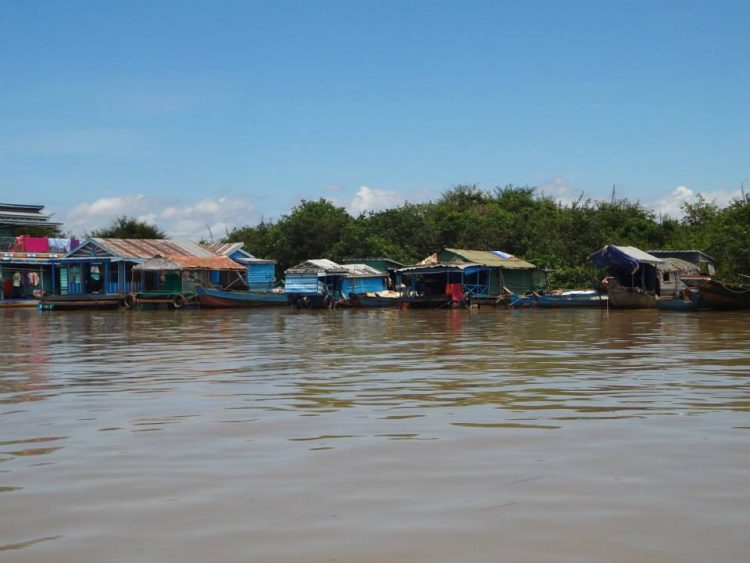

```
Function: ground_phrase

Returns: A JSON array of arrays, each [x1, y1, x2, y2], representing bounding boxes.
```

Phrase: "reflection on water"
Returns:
[[1, 308, 749, 562]]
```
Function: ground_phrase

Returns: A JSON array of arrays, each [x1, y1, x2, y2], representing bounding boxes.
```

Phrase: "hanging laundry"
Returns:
[[48, 238, 72, 253]]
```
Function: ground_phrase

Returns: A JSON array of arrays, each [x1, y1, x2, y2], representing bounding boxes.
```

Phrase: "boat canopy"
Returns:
[[591, 245, 663, 273]]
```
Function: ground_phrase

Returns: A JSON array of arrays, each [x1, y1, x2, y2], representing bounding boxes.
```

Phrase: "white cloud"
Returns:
[[538, 176, 579, 206], [64, 193, 257, 240], [346, 186, 412, 215], [649, 185, 743, 218]]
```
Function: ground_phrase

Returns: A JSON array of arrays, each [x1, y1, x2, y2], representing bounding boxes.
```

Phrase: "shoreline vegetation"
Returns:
[[224, 185, 750, 287]]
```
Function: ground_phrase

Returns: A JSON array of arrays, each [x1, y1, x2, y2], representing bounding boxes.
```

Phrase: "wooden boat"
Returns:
[[656, 289, 700, 311], [349, 290, 400, 308], [538, 290, 606, 308], [684, 277, 750, 310], [510, 290, 606, 308], [606, 286, 656, 309], [196, 286, 287, 308], [0, 298, 40, 308]]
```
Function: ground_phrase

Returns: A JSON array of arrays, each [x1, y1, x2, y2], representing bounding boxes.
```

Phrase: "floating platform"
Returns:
[[39, 294, 126, 311]]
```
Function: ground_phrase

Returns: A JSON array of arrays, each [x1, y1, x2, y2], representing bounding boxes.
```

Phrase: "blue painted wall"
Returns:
[[247, 263, 275, 290], [341, 276, 387, 297]]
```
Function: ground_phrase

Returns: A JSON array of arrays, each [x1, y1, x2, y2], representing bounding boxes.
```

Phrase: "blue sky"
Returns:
[[1, 0, 748, 237]]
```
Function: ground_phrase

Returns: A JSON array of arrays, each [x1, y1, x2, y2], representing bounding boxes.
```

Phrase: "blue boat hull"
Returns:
[[656, 292, 700, 311], [511, 291, 606, 308]]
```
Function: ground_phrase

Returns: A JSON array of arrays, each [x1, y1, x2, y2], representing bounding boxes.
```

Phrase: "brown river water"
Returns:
[[1, 307, 749, 562]]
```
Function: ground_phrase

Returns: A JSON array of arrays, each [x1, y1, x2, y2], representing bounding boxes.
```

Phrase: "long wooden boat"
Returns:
[[0, 298, 40, 308], [511, 290, 606, 308], [539, 290, 607, 308], [349, 291, 400, 308], [684, 278, 750, 310], [196, 286, 287, 308]]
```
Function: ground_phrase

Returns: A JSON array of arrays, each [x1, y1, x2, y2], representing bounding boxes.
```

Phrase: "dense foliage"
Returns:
[[225, 185, 750, 287], [89, 216, 166, 239]]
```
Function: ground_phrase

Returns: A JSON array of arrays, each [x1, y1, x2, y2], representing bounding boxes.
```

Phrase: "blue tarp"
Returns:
[[591, 246, 638, 272], [590, 245, 663, 273]]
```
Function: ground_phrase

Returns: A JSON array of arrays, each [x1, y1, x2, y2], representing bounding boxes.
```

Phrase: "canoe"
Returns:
[[196, 286, 288, 308]]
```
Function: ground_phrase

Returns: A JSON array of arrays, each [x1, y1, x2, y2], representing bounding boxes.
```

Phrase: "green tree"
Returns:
[[89, 216, 166, 239]]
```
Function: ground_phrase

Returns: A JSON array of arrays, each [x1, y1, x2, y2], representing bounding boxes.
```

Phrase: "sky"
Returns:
[[1, 0, 748, 238]]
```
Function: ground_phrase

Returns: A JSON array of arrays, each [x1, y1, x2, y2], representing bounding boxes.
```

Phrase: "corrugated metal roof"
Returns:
[[169, 255, 245, 270], [205, 242, 245, 256], [444, 248, 536, 269], [397, 262, 482, 273], [286, 259, 348, 274], [419, 248, 536, 269], [341, 257, 406, 269], [659, 257, 700, 274], [340, 263, 386, 277], [91, 238, 215, 259], [0, 207, 62, 227], [133, 255, 245, 271], [647, 249, 717, 263]]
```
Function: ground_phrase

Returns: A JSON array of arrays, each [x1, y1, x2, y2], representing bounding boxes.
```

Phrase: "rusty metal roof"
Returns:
[[91, 238, 215, 259], [133, 255, 245, 271], [205, 242, 245, 256]]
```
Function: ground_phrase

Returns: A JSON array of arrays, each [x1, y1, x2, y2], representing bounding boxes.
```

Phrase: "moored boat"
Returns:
[[0, 298, 40, 308], [196, 286, 287, 308], [349, 290, 400, 308], [656, 288, 700, 311], [683, 277, 750, 310], [510, 290, 606, 308], [591, 245, 664, 309], [606, 286, 656, 309]]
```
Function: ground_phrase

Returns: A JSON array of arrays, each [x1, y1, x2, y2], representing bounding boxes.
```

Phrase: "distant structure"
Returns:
[[0, 202, 62, 239]]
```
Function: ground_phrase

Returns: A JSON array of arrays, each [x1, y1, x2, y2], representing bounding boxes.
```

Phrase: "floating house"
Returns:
[[339, 263, 391, 305], [284, 259, 350, 308], [38, 238, 249, 310], [396, 248, 544, 308], [132, 254, 246, 308], [590, 245, 666, 308], [0, 203, 69, 306], [53, 238, 216, 296], [341, 257, 405, 292], [205, 242, 277, 291], [647, 249, 716, 277]]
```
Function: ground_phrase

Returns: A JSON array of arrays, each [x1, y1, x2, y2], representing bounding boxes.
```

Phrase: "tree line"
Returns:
[[66, 185, 749, 288], [224, 185, 750, 287]]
